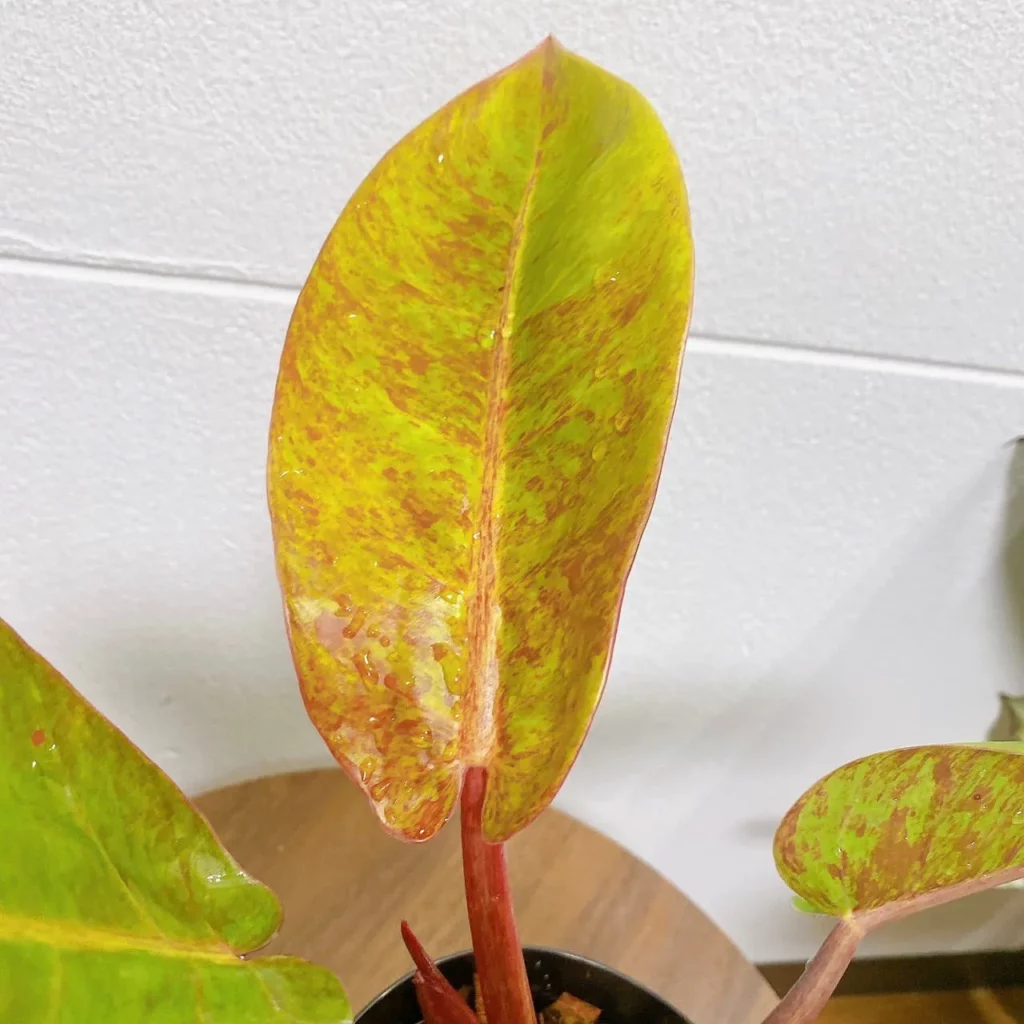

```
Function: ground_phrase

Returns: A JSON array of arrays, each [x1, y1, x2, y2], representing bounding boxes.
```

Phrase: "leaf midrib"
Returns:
[[0, 909, 236, 963], [462, 42, 555, 764], [2, 911, 303, 1020]]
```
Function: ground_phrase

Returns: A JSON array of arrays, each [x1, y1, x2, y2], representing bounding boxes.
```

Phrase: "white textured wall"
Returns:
[[2, 1, 1024, 964]]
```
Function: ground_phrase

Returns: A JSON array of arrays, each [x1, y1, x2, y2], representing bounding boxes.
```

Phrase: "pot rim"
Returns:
[[357, 945, 683, 1019]]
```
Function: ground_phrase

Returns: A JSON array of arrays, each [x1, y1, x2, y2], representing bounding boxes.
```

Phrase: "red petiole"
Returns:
[[460, 766, 534, 1024], [402, 767, 534, 1024], [760, 919, 861, 1024]]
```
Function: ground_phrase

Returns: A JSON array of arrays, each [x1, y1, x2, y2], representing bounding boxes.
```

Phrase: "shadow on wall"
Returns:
[[564, 439, 1024, 961], [1004, 441, 1024, 654], [753, 440, 1024, 958], [745, 884, 1024, 957], [578, 441, 1024, 825], [84, 594, 333, 796], [990, 439, 1024, 741]]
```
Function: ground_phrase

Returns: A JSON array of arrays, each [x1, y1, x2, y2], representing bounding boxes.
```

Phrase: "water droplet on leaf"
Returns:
[[442, 660, 464, 695], [353, 649, 378, 683], [343, 607, 367, 638]]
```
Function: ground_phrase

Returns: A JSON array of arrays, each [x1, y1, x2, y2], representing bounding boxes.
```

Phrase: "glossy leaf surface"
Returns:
[[269, 38, 693, 842], [775, 744, 1024, 922], [0, 619, 351, 1023]]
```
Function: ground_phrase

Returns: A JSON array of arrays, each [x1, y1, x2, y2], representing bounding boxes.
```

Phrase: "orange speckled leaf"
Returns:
[[268, 38, 693, 842], [775, 745, 1024, 926]]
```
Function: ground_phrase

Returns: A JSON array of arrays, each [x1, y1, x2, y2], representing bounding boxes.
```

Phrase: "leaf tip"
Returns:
[[401, 919, 435, 978]]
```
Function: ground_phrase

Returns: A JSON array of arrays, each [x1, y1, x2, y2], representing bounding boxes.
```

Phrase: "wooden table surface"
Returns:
[[197, 769, 778, 1024], [819, 988, 1024, 1023]]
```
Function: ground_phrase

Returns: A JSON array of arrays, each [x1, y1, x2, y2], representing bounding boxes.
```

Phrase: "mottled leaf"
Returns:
[[0, 619, 351, 1023], [269, 38, 693, 842], [775, 744, 1024, 925]]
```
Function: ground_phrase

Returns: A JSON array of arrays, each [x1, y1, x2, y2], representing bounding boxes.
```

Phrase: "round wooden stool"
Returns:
[[196, 770, 777, 1024]]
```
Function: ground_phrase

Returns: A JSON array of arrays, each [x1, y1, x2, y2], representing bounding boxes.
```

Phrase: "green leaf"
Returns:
[[775, 744, 1024, 926], [0, 618, 351, 1023], [268, 37, 693, 842]]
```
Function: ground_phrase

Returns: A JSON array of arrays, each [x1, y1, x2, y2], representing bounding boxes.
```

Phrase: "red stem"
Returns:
[[461, 766, 534, 1024], [760, 919, 862, 1024], [401, 921, 481, 1024], [412, 973, 446, 1024]]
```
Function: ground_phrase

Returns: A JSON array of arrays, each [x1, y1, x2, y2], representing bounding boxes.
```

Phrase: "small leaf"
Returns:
[[996, 693, 1024, 742], [269, 38, 693, 842], [0, 619, 351, 1023], [775, 745, 1024, 925]]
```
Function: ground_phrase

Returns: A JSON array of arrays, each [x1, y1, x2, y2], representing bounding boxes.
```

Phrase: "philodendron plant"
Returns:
[[3, 38, 1024, 1024]]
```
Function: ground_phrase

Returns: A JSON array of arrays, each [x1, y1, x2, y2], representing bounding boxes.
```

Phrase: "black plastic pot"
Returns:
[[355, 947, 692, 1023]]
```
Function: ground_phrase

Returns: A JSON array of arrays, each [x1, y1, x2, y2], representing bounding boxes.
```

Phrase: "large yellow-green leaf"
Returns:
[[775, 744, 1024, 926], [268, 38, 693, 842], [0, 618, 351, 1023]]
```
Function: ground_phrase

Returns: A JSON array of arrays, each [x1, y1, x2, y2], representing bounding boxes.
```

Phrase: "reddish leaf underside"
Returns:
[[268, 38, 693, 841]]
